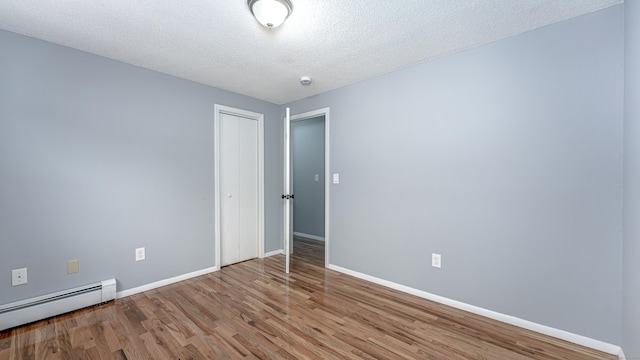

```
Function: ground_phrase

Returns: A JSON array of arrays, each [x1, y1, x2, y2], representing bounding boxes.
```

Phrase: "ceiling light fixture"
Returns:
[[248, 0, 293, 29]]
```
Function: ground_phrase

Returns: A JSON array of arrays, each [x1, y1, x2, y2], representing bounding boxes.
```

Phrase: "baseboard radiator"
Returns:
[[0, 278, 116, 331]]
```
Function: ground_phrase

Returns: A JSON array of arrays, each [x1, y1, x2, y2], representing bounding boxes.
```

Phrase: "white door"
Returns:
[[284, 108, 291, 273], [220, 112, 258, 266]]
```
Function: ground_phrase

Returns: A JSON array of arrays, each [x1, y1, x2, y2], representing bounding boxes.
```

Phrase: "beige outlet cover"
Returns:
[[67, 260, 79, 274]]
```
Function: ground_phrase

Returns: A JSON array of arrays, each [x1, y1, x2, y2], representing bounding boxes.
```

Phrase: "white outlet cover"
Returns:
[[12, 268, 28, 286], [432, 253, 442, 269], [136, 247, 146, 261]]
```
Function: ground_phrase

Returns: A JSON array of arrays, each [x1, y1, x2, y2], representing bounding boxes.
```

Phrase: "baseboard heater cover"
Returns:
[[0, 278, 116, 331]]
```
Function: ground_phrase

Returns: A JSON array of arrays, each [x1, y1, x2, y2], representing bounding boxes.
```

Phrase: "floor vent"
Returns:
[[0, 278, 116, 331]]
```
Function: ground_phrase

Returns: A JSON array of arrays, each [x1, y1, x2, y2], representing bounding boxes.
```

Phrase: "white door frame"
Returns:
[[214, 104, 265, 269], [290, 107, 330, 267]]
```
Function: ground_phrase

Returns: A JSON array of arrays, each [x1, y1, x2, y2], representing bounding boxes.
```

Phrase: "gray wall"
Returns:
[[287, 5, 624, 345], [0, 29, 282, 304], [292, 116, 325, 238], [623, 1, 640, 358], [1, 4, 631, 352]]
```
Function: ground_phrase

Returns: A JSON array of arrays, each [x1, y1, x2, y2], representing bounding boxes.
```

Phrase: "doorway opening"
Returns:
[[288, 108, 330, 269]]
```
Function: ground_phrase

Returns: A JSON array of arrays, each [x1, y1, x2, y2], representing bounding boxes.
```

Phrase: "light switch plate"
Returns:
[[333, 173, 340, 184]]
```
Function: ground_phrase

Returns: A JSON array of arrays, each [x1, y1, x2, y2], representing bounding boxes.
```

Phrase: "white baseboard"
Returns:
[[618, 348, 627, 360], [116, 266, 218, 299], [327, 264, 624, 359], [264, 249, 284, 258], [293, 232, 325, 241]]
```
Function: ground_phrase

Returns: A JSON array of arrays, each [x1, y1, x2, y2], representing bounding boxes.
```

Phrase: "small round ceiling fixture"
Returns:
[[248, 0, 293, 29], [300, 76, 312, 85]]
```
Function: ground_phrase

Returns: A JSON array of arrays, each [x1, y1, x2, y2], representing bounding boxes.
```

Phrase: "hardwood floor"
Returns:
[[0, 236, 615, 359]]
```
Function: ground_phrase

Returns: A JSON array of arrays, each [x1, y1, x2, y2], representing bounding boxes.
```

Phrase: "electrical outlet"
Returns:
[[432, 253, 442, 269], [67, 260, 79, 274], [135, 247, 146, 261], [12, 268, 28, 286]]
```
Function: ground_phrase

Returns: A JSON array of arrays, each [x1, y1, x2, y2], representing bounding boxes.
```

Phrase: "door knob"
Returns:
[[227, 194, 232, 198]]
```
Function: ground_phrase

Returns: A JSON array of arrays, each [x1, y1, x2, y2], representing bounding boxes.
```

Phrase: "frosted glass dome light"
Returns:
[[248, 0, 293, 29]]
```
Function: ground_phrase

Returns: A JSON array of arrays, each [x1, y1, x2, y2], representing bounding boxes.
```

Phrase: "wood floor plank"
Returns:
[[0, 236, 617, 359]]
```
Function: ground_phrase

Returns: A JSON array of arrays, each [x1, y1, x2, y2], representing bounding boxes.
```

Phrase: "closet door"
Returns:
[[220, 112, 258, 266]]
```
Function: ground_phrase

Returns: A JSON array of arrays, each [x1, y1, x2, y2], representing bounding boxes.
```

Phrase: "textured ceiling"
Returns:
[[0, 0, 622, 105]]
